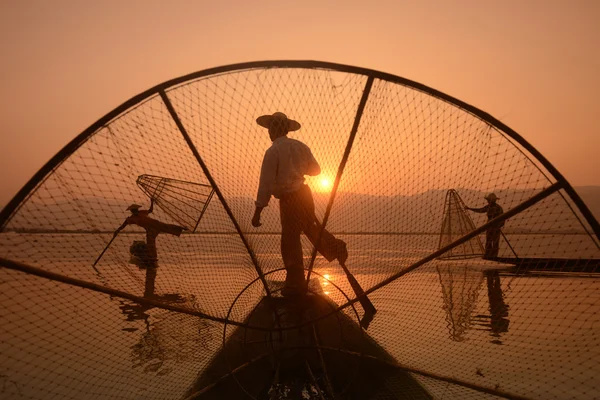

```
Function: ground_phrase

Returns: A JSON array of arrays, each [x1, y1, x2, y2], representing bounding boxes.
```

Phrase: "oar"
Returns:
[[310, 218, 377, 328], [92, 232, 119, 270], [339, 261, 377, 329], [500, 230, 519, 259]]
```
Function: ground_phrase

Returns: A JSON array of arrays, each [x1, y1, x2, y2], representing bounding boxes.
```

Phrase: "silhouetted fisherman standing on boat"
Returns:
[[252, 112, 348, 297], [466, 193, 504, 258]]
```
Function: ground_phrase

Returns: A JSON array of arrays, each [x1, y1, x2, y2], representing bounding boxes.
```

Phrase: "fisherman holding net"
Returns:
[[91, 200, 186, 297], [252, 112, 348, 297], [114, 200, 187, 268], [466, 193, 504, 258]]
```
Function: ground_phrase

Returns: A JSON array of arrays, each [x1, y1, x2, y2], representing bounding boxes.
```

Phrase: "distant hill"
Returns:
[[572, 186, 600, 222], [3, 186, 599, 234], [312, 186, 600, 234]]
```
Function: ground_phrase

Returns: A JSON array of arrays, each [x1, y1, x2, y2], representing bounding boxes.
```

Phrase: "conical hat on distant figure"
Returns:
[[485, 193, 498, 202], [126, 204, 142, 211]]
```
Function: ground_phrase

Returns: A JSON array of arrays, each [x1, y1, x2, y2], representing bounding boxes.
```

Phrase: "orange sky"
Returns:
[[1, 0, 599, 208]]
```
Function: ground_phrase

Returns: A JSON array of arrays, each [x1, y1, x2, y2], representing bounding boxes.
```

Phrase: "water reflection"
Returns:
[[118, 287, 215, 376], [473, 270, 510, 345], [436, 265, 485, 342], [142, 266, 157, 298], [437, 265, 511, 344], [321, 272, 333, 296], [119, 300, 152, 332]]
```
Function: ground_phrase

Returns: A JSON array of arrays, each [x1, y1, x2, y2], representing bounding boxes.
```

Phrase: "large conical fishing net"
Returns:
[[1, 61, 599, 400], [438, 189, 484, 259], [136, 174, 215, 232]]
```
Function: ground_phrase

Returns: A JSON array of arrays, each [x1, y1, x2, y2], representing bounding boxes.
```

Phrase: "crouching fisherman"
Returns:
[[114, 200, 186, 297], [115, 200, 186, 268]]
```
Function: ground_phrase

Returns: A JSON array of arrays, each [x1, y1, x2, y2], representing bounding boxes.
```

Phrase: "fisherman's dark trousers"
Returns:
[[279, 185, 346, 288], [485, 228, 501, 258], [146, 230, 159, 262], [279, 185, 316, 286]]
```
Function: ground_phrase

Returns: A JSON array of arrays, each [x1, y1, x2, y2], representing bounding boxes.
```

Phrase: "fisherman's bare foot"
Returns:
[[281, 274, 306, 297]]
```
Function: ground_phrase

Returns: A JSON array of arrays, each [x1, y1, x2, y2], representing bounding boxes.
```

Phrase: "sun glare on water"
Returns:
[[322, 273, 332, 296]]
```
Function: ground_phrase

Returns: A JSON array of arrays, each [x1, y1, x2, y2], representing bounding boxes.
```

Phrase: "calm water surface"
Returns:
[[1, 234, 598, 399]]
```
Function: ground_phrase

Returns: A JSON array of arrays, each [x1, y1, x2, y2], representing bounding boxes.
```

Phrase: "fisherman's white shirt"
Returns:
[[255, 136, 320, 208]]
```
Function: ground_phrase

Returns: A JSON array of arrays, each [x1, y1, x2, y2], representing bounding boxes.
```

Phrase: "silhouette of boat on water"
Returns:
[[487, 256, 600, 274], [183, 281, 431, 399]]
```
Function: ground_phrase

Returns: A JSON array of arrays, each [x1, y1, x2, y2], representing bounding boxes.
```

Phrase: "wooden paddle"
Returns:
[[339, 260, 377, 329], [307, 219, 377, 328]]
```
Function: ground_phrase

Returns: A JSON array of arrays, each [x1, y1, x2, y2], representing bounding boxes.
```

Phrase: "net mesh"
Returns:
[[1, 62, 599, 400], [136, 174, 214, 232], [438, 189, 484, 259]]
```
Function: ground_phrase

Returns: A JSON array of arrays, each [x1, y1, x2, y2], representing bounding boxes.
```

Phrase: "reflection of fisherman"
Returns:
[[251, 112, 348, 297], [466, 193, 504, 258], [115, 200, 186, 268], [484, 270, 509, 343]]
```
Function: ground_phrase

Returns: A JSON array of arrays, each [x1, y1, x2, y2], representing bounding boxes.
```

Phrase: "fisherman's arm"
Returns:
[[305, 146, 321, 176], [148, 198, 154, 214], [466, 205, 489, 213], [253, 149, 277, 227], [114, 220, 129, 236]]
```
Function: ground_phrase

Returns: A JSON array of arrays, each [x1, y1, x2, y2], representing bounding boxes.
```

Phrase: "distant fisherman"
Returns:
[[252, 112, 348, 296], [114, 200, 186, 267], [466, 193, 504, 258]]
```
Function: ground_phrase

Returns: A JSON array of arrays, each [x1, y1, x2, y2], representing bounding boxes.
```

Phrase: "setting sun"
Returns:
[[318, 177, 333, 192]]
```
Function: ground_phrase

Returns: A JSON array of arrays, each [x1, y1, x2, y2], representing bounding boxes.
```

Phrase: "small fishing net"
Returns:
[[1, 61, 599, 400]]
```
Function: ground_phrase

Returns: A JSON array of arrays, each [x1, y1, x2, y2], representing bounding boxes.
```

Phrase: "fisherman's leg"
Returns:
[[484, 230, 494, 258], [489, 229, 501, 258], [303, 224, 347, 263], [298, 185, 348, 264], [161, 222, 185, 236], [280, 194, 306, 295], [146, 231, 159, 265], [281, 226, 304, 284], [298, 185, 331, 259]]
